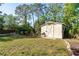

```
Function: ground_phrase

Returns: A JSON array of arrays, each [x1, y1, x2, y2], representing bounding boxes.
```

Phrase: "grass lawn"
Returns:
[[0, 36, 70, 56]]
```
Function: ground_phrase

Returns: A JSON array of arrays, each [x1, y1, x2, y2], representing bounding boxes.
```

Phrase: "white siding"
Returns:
[[41, 25, 46, 37], [53, 24, 62, 39], [41, 23, 62, 39], [46, 24, 53, 38]]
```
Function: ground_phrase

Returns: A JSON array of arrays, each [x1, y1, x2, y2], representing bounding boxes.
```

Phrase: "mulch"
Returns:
[[70, 43, 79, 56]]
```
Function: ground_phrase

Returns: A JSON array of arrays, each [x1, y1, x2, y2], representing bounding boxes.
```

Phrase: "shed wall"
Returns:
[[41, 23, 62, 39]]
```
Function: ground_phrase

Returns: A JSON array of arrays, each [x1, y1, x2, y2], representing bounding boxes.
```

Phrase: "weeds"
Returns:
[[0, 38, 69, 56]]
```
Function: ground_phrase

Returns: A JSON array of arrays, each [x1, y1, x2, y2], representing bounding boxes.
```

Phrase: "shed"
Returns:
[[41, 21, 63, 39]]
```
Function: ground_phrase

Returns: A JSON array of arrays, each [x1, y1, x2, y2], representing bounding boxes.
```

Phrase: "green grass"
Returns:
[[0, 37, 70, 56], [0, 34, 28, 41]]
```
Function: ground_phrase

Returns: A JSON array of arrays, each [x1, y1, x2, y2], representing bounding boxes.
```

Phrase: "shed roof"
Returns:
[[41, 21, 62, 27]]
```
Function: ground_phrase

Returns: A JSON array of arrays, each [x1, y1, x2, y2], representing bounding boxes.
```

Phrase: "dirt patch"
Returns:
[[70, 43, 79, 56]]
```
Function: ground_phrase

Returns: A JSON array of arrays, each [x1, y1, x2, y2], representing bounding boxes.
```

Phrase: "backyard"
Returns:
[[0, 35, 70, 56], [0, 3, 79, 56]]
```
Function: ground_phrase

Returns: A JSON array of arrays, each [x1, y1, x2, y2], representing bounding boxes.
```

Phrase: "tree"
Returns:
[[15, 4, 35, 35], [32, 3, 46, 23], [0, 3, 2, 15], [32, 3, 48, 34], [0, 15, 4, 30], [0, 3, 4, 30], [47, 3, 63, 22], [34, 15, 46, 35], [7, 14, 16, 30], [15, 4, 31, 25], [15, 4, 30, 34], [3, 14, 16, 30], [63, 3, 79, 38]]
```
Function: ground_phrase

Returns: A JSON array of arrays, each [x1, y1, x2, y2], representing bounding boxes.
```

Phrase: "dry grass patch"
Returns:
[[0, 38, 70, 56], [66, 39, 79, 44]]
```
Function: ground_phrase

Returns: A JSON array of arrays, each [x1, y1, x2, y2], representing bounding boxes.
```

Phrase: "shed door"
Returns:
[[53, 24, 62, 39], [46, 25, 54, 38]]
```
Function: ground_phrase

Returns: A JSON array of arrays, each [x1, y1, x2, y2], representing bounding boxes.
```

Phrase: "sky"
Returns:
[[0, 3, 23, 15]]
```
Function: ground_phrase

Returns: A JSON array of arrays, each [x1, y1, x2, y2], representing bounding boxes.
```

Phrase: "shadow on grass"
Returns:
[[0, 34, 27, 42], [0, 33, 39, 42], [0, 37, 13, 42]]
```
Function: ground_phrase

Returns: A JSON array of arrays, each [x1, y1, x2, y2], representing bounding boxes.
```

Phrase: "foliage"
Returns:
[[15, 4, 31, 25], [48, 3, 63, 22], [34, 15, 46, 35], [0, 15, 4, 30], [15, 4, 34, 35], [63, 3, 79, 38], [3, 14, 16, 30]]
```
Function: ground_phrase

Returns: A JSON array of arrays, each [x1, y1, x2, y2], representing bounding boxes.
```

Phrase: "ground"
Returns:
[[0, 35, 70, 56], [66, 39, 79, 56]]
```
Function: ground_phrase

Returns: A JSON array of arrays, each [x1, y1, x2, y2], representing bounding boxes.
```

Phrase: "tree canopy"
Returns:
[[0, 3, 79, 38]]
